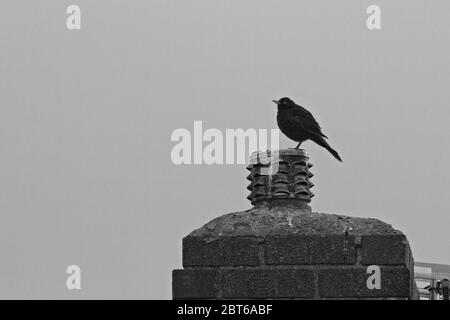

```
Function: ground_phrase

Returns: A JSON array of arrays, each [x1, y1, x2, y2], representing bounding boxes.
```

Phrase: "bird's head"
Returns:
[[272, 97, 295, 110]]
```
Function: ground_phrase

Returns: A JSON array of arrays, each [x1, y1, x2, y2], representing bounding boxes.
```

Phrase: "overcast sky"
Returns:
[[0, 0, 449, 299]]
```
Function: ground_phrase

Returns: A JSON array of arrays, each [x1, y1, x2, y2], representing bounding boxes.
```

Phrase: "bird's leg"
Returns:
[[295, 142, 301, 149]]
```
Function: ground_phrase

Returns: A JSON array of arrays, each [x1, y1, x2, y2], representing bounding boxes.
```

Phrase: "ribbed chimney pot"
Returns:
[[247, 149, 314, 211]]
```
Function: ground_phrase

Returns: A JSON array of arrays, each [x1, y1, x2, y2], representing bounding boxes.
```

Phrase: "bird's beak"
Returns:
[[272, 100, 279, 105]]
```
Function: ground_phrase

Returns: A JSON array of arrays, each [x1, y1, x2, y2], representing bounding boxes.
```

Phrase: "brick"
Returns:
[[222, 268, 314, 298], [265, 235, 356, 265], [183, 236, 260, 267], [172, 269, 218, 299], [318, 266, 411, 298], [361, 235, 409, 265]]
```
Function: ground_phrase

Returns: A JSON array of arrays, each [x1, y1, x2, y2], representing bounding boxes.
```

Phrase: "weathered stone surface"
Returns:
[[222, 268, 314, 298], [172, 269, 218, 299], [183, 236, 260, 267], [318, 266, 411, 298], [187, 205, 402, 238], [265, 235, 356, 265], [183, 205, 404, 267], [361, 234, 410, 265]]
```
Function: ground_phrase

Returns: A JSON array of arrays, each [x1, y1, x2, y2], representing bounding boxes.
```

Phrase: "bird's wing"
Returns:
[[290, 107, 328, 139]]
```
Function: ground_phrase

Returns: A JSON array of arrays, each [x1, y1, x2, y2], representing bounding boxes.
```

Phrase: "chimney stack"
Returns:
[[172, 149, 419, 299]]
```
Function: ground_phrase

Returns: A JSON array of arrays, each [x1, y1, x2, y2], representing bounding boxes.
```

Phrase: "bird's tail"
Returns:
[[313, 137, 342, 162]]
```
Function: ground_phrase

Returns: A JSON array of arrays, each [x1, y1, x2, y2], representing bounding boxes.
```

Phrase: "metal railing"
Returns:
[[414, 263, 450, 300]]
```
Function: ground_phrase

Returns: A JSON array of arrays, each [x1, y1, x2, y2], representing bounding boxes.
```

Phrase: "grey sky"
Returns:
[[0, 0, 449, 299]]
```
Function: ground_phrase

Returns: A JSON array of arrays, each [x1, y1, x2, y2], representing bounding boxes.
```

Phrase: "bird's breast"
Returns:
[[277, 111, 309, 142]]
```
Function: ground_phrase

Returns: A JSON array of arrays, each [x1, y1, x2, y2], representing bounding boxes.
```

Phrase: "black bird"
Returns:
[[273, 97, 342, 162]]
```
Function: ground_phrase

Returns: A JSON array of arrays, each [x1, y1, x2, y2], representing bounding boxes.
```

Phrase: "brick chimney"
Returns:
[[172, 149, 419, 299]]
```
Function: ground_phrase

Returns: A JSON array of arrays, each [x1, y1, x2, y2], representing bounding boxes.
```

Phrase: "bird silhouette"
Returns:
[[273, 97, 342, 162]]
